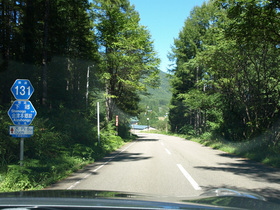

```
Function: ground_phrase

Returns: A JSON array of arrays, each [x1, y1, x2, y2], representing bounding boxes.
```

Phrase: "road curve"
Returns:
[[49, 132, 280, 203]]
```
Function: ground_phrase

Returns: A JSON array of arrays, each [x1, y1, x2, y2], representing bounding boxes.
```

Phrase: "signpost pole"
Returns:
[[97, 102, 100, 145], [20, 138, 24, 167]]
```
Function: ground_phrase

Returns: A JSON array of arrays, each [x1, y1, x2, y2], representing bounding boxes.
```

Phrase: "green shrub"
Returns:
[[200, 132, 213, 140], [0, 109, 18, 170], [0, 106, 131, 192], [100, 134, 124, 153], [72, 144, 95, 161], [0, 165, 35, 191], [179, 124, 196, 135]]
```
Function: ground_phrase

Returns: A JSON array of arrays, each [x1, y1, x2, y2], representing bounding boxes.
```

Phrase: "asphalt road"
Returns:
[[49, 132, 280, 203]]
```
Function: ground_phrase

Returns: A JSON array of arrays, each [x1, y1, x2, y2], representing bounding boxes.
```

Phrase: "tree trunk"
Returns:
[[41, 0, 49, 106], [105, 83, 113, 121], [1, 0, 11, 104]]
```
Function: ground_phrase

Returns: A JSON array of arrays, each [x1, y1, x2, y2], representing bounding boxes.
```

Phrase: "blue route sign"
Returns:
[[11, 79, 34, 100], [8, 100, 37, 125]]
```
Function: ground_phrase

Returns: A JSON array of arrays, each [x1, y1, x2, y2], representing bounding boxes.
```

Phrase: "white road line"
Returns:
[[165, 148, 171, 155], [92, 141, 137, 173], [84, 174, 90, 179], [67, 181, 80, 190], [67, 141, 137, 190], [177, 164, 202, 190]]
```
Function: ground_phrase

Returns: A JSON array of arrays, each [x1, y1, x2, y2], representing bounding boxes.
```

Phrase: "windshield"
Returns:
[[1, 0, 280, 208]]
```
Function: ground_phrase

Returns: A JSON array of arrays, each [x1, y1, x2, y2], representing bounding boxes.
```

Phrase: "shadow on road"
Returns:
[[195, 153, 280, 204], [49, 136, 155, 189], [78, 151, 152, 173], [110, 151, 152, 162], [136, 138, 159, 142], [135, 134, 159, 142], [195, 154, 280, 183]]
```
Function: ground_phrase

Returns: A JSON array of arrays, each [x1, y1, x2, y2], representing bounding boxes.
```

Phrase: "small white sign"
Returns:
[[9, 126, 34, 138]]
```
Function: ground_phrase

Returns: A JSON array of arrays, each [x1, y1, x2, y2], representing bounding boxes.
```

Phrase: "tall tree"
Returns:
[[208, 0, 280, 142], [0, 0, 98, 111], [169, 0, 280, 145], [168, 1, 218, 134], [92, 0, 160, 121]]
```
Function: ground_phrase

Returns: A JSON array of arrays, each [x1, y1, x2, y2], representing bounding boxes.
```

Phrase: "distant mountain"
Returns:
[[139, 71, 171, 117], [147, 71, 171, 98]]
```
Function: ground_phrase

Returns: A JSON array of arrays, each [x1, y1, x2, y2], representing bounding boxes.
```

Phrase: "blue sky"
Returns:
[[129, 0, 206, 72]]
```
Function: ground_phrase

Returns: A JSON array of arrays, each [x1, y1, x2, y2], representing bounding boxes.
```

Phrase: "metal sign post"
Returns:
[[20, 138, 24, 167], [97, 102, 100, 145]]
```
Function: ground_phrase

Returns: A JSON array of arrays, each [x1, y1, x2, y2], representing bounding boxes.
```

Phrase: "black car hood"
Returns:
[[0, 188, 279, 210]]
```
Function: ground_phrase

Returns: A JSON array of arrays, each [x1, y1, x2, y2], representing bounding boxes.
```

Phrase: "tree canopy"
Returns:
[[92, 0, 160, 121], [169, 0, 280, 147]]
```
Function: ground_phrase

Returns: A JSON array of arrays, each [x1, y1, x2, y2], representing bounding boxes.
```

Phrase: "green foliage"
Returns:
[[137, 71, 171, 130], [100, 135, 123, 154], [0, 165, 35, 191], [72, 144, 95, 161], [168, 1, 219, 134], [0, 156, 87, 192], [0, 109, 18, 170], [169, 0, 280, 149], [167, 0, 280, 168], [92, 0, 160, 121], [0, 119, 128, 192]]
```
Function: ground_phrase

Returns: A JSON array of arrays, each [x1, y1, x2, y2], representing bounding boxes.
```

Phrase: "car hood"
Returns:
[[0, 188, 279, 209]]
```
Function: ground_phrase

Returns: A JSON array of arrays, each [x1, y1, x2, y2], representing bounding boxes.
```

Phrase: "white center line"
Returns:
[[177, 164, 202, 190], [165, 148, 171, 155], [67, 141, 137, 190]]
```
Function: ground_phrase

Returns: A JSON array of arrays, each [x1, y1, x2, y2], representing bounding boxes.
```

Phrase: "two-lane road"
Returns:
[[49, 133, 280, 202]]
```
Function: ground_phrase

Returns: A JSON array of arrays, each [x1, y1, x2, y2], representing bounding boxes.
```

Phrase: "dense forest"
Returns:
[[0, 0, 159, 191], [169, 0, 280, 150]]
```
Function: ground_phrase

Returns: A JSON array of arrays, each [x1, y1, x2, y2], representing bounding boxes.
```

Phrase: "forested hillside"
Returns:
[[169, 0, 280, 152], [138, 71, 171, 129], [0, 0, 159, 191]]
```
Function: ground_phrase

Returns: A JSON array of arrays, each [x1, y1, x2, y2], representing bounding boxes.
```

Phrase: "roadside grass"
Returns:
[[145, 130, 280, 168], [0, 156, 89, 192], [0, 134, 136, 192]]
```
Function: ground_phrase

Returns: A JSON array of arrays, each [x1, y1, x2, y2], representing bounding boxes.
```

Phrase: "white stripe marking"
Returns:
[[67, 141, 136, 190], [67, 181, 80, 190], [165, 148, 171, 155], [177, 164, 202, 190]]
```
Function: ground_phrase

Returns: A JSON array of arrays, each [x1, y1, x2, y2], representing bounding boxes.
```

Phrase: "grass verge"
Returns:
[[0, 134, 136, 192]]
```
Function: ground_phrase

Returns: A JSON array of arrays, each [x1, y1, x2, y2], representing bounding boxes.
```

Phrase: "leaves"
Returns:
[[169, 0, 280, 145], [93, 0, 160, 120], [0, 0, 157, 190]]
